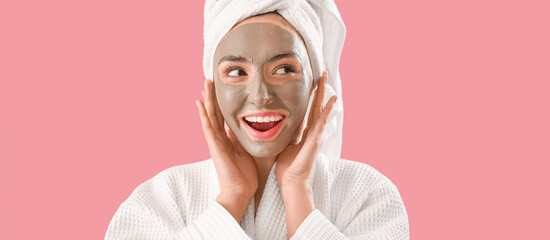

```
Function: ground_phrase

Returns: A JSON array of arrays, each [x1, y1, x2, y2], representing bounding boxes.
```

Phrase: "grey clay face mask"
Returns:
[[213, 22, 313, 158]]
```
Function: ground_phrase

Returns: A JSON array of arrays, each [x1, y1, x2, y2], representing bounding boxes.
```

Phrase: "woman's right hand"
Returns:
[[196, 79, 258, 222]]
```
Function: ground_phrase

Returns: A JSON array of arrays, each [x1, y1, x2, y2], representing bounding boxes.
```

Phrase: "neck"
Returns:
[[253, 155, 277, 187], [252, 155, 277, 214]]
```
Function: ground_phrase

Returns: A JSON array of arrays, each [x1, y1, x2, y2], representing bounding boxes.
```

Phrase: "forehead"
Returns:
[[214, 21, 309, 63]]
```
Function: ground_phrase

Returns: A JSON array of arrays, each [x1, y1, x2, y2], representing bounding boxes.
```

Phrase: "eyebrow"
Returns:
[[218, 55, 249, 64], [218, 51, 301, 65], [267, 51, 301, 62]]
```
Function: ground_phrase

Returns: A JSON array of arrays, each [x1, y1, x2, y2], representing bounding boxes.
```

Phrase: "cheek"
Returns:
[[279, 78, 311, 119], [215, 81, 247, 122]]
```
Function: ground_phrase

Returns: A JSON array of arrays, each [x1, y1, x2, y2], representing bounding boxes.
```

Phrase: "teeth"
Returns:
[[245, 115, 283, 123]]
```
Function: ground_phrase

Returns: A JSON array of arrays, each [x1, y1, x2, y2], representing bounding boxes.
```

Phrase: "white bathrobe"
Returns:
[[106, 0, 409, 239], [105, 154, 409, 239]]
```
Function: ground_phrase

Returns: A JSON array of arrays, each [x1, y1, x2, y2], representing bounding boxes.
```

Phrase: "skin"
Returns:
[[196, 13, 337, 238], [213, 15, 314, 216], [213, 22, 313, 159]]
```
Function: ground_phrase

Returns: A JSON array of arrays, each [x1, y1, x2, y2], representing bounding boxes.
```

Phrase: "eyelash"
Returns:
[[274, 65, 296, 74], [225, 67, 247, 77], [224, 64, 296, 77]]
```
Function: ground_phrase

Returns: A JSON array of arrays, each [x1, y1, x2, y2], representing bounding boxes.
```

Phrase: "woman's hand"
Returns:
[[275, 71, 337, 237], [196, 79, 258, 223], [275, 71, 337, 190]]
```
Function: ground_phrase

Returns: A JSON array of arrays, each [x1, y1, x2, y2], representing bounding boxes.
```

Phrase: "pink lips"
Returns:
[[239, 109, 289, 141]]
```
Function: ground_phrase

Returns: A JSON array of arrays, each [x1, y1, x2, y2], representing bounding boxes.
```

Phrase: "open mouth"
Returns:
[[243, 115, 284, 132], [239, 111, 288, 141]]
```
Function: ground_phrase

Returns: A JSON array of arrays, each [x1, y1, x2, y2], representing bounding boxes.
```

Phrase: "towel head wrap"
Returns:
[[203, 0, 346, 160]]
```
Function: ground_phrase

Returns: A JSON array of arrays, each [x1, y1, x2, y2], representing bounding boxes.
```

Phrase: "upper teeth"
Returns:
[[245, 115, 283, 123]]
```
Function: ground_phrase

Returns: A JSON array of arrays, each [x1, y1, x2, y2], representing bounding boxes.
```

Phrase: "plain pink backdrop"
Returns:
[[1, 0, 549, 239]]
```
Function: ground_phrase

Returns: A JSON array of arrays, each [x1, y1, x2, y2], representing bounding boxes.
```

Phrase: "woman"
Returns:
[[106, 0, 409, 239]]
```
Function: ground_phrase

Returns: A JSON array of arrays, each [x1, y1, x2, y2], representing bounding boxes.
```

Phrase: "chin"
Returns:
[[245, 142, 286, 159]]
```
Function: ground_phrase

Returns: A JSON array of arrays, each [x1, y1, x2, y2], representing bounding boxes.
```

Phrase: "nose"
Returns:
[[247, 73, 273, 106]]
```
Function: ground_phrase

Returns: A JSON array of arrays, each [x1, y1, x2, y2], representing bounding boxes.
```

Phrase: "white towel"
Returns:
[[203, 0, 346, 160]]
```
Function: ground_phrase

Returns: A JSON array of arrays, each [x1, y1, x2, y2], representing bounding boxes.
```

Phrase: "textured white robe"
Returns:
[[105, 155, 409, 239]]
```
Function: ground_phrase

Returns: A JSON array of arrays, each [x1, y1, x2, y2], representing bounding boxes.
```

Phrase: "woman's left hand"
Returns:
[[275, 71, 337, 238], [275, 71, 337, 190]]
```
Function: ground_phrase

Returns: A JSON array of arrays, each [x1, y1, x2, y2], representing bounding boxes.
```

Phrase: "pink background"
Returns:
[[1, 0, 549, 239]]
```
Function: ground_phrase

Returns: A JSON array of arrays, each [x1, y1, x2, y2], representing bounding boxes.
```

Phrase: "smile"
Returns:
[[239, 109, 289, 141]]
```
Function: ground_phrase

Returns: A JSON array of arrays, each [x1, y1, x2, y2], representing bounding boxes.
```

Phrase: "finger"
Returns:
[[196, 100, 218, 151], [290, 117, 306, 145], [303, 71, 327, 141], [226, 126, 246, 153], [301, 91, 317, 142], [199, 102, 240, 179], [225, 124, 236, 143], [204, 80, 223, 134], [307, 76, 320, 127], [313, 71, 327, 122], [208, 80, 225, 130], [309, 95, 337, 141]]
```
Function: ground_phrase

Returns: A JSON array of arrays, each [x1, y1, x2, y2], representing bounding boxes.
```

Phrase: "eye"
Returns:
[[227, 68, 247, 77], [274, 65, 295, 75]]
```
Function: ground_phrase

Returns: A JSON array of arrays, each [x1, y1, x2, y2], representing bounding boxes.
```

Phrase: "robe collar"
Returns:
[[239, 160, 317, 239]]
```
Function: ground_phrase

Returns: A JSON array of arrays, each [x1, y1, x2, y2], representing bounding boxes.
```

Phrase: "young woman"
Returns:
[[106, 1, 409, 239]]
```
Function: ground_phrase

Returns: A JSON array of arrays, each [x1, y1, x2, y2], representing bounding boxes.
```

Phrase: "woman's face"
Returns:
[[213, 14, 313, 158]]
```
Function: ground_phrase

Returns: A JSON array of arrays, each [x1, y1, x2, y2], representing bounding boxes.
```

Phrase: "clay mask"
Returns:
[[213, 20, 313, 158]]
